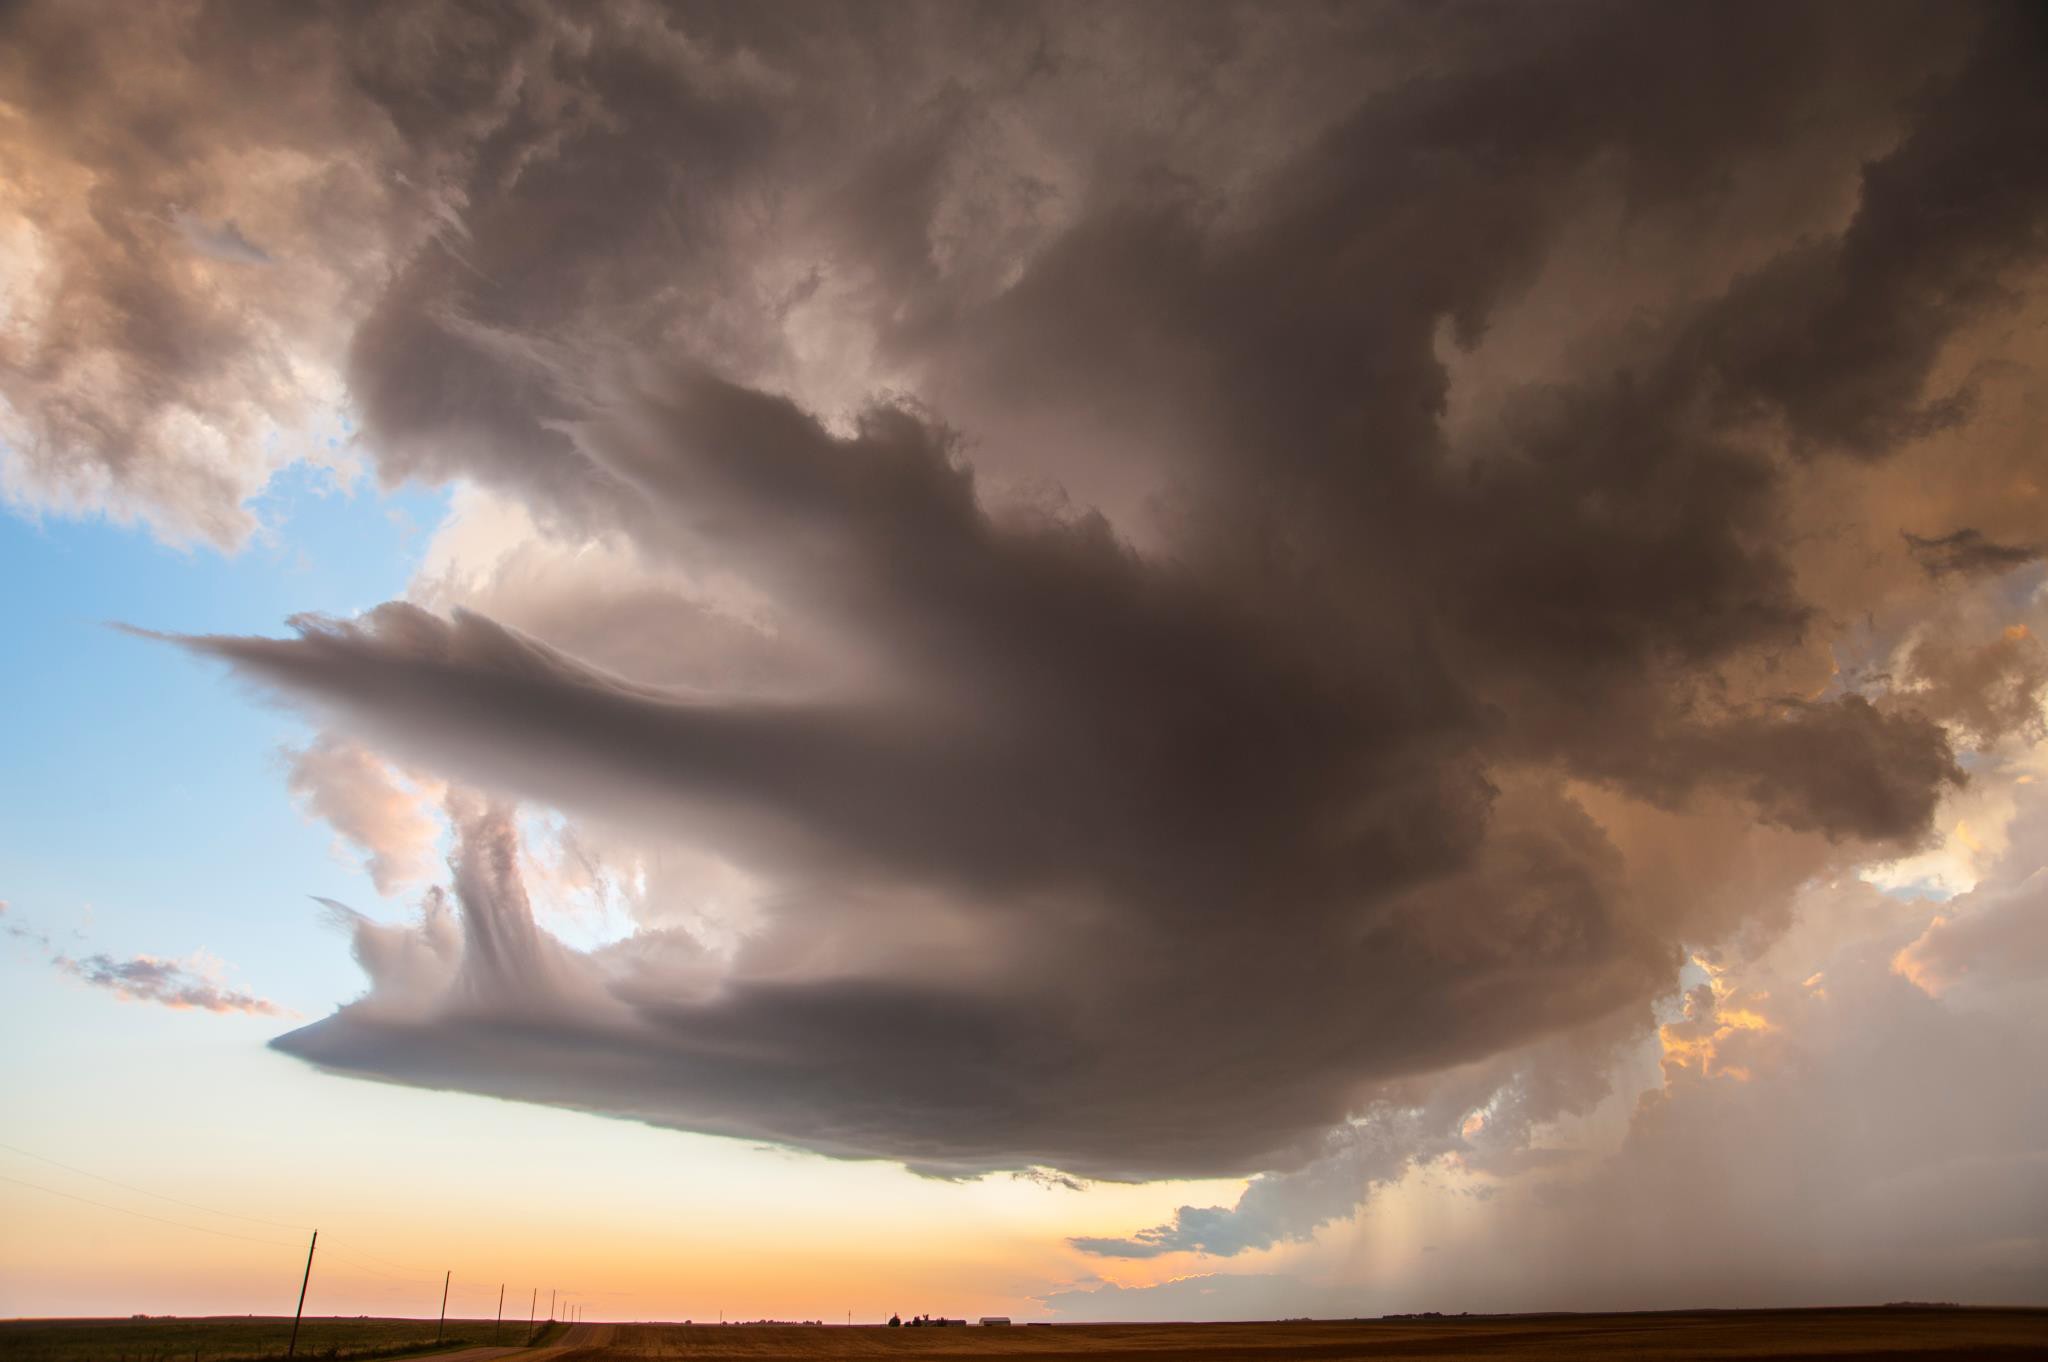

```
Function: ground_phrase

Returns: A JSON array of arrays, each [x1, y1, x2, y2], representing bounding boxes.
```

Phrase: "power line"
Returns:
[[317, 1235, 438, 1279], [0, 1139, 437, 1282], [2, 1146, 551, 1329], [0, 1172, 300, 1249], [0, 1139, 311, 1231], [316, 1241, 436, 1286]]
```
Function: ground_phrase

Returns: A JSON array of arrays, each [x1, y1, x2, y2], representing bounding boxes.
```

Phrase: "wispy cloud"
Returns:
[[0, 900, 51, 950], [53, 950, 292, 1017]]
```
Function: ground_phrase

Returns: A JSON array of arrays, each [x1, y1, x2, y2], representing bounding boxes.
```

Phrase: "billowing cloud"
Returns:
[[1070, 1015, 1636, 1259], [0, 1, 389, 545], [286, 733, 444, 895], [10, 0, 2048, 1243], [1044, 784, 2048, 1310], [54, 949, 289, 1017], [1894, 868, 2048, 998]]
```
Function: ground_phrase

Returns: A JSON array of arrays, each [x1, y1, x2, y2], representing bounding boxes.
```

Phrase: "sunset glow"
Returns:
[[3, 0, 2047, 1336]]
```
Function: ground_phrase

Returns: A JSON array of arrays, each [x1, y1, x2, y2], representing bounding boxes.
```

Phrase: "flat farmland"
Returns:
[[0, 1315, 550, 1362], [9, 1311, 2048, 1362], [542, 1310, 2048, 1360]]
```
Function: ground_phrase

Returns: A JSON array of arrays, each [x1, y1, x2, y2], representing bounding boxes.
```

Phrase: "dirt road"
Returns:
[[431, 1322, 612, 1361]]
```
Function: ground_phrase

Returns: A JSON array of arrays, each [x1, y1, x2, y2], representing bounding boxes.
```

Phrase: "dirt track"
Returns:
[[434, 1322, 614, 1361], [490, 1310, 2048, 1360]]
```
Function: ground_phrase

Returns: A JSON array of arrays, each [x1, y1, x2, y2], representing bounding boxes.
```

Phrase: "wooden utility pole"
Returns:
[[436, 1270, 450, 1345], [530, 1287, 537, 1332], [550, 1288, 556, 1322], [285, 1230, 318, 1359], [495, 1283, 505, 1343]]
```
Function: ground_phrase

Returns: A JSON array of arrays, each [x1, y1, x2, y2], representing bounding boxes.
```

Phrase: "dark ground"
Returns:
[[8, 1309, 2047, 1362], [0, 1315, 540, 1362]]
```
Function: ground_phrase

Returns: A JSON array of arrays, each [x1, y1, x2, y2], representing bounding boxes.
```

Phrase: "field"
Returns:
[[5, 1310, 2047, 1362], [0, 1315, 550, 1362]]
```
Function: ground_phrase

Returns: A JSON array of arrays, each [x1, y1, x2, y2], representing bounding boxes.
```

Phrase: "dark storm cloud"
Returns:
[[17, 0, 2048, 1187], [1904, 529, 2045, 581], [1899, 619, 2048, 747], [180, 603, 1667, 1178]]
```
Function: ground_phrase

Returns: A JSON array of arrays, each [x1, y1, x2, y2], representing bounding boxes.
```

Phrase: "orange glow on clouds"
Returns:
[[1658, 960, 1778, 1084]]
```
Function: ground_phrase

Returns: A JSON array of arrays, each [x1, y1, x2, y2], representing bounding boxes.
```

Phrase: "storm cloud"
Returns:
[[10, 0, 2048, 1216], [1905, 529, 2045, 582]]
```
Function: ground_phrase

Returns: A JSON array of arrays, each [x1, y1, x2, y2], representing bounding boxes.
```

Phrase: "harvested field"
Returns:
[[11, 1310, 2048, 1362], [0, 1315, 548, 1362]]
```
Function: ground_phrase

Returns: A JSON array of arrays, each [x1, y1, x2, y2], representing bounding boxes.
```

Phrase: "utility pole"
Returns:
[[436, 1270, 450, 1345], [286, 1230, 317, 1360], [550, 1288, 556, 1323], [530, 1287, 537, 1333], [495, 1283, 505, 1344]]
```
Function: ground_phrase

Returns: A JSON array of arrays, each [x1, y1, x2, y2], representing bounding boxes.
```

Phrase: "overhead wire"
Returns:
[[0, 1139, 311, 1232], [0, 1172, 301, 1250], [1, 1139, 527, 1298]]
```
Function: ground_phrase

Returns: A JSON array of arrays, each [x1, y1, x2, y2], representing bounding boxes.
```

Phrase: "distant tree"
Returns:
[[888, 1315, 901, 1328]]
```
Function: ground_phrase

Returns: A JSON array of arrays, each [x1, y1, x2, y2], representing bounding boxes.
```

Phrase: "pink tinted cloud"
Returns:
[[54, 949, 292, 1017]]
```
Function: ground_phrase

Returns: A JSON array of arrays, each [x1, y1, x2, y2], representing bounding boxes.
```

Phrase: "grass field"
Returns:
[[0, 1314, 545, 1362], [7, 1309, 2047, 1361]]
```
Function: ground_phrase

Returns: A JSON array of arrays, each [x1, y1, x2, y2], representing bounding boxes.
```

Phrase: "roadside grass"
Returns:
[[0, 1315, 551, 1362]]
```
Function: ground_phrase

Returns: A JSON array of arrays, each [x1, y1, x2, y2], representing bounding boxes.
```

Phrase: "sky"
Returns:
[[2, 0, 2047, 1325]]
